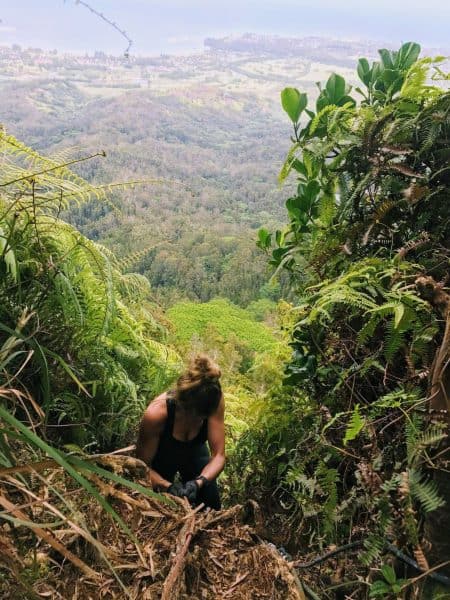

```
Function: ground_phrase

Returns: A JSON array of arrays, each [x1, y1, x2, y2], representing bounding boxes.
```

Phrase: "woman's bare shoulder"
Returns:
[[141, 393, 169, 430]]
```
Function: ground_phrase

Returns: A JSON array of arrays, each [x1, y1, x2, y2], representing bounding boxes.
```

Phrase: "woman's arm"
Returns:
[[197, 394, 226, 488], [135, 396, 171, 490]]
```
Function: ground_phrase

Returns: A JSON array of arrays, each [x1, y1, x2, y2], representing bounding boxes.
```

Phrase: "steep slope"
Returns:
[[0, 456, 305, 600]]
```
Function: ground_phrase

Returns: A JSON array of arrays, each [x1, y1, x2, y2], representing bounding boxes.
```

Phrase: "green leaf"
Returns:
[[305, 180, 321, 203], [257, 228, 271, 249], [357, 58, 371, 85], [291, 160, 308, 178], [379, 48, 395, 70], [275, 230, 285, 246], [369, 581, 390, 598], [396, 42, 421, 70], [339, 95, 356, 107], [381, 564, 397, 585], [286, 197, 301, 220], [382, 68, 402, 85], [316, 91, 330, 112], [325, 73, 346, 102], [281, 88, 307, 123]]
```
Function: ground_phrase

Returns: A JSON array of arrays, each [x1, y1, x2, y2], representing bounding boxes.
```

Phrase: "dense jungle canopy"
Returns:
[[0, 41, 449, 599]]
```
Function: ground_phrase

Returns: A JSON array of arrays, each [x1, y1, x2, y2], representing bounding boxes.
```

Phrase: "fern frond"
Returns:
[[400, 57, 444, 103], [316, 464, 339, 535], [343, 404, 365, 445], [384, 318, 406, 361], [310, 104, 338, 134], [409, 424, 447, 465], [408, 469, 446, 513], [362, 534, 385, 566]]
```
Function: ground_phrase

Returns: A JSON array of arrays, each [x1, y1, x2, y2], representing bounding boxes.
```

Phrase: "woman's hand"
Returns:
[[166, 482, 185, 497], [182, 480, 199, 504]]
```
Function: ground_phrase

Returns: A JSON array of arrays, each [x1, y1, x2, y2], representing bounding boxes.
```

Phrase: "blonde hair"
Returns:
[[175, 354, 222, 415]]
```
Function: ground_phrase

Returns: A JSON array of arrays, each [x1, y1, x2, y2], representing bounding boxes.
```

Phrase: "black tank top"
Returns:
[[164, 395, 208, 445], [151, 395, 208, 472]]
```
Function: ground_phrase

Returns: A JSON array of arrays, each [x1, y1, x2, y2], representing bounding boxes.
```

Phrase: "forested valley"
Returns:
[[0, 34, 449, 600]]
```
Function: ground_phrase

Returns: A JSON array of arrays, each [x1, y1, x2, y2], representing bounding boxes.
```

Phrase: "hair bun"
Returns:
[[175, 354, 222, 413], [189, 354, 221, 382]]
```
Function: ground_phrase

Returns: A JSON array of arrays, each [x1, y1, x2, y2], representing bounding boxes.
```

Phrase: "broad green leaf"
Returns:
[[304, 180, 321, 204], [298, 92, 308, 114], [286, 197, 301, 219], [257, 228, 271, 248], [339, 95, 356, 107], [281, 88, 307, 123], [371, 62, 382, 84], [355, 86, 368, 99], [325, 73, 346, 102], [379, 48, 394, 70], [291, 160, 308, 178], [316, 91, 330, 112], [396, 42, 421, 70], [357, 58, 371, 85], [382, 68, 402, 85]]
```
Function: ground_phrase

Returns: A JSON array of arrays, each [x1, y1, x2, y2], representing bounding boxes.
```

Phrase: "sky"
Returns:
[[0, 0, 449, 56]]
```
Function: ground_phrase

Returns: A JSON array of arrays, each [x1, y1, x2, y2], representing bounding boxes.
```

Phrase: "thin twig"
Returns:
[[74, 0, 133, 56]]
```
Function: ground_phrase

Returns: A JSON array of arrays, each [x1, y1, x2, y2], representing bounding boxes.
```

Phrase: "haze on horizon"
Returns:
[[0, 0, 448, 56]]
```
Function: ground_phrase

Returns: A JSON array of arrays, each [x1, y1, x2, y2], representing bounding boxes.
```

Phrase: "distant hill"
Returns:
[[205, 34, 381, 66], [0, 68, 291, 304], [6, 36, 418, 305], [204, 34, 450, 67]]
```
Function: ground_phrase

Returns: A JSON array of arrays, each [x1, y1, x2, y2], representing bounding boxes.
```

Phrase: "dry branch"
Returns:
[[161, 512, 196, 600]]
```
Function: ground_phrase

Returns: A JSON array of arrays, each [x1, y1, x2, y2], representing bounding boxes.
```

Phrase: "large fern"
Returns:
[[0, 129, 181, 448]]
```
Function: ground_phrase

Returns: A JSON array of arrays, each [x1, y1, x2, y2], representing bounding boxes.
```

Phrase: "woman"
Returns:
[[136, 354, 225, 509]]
